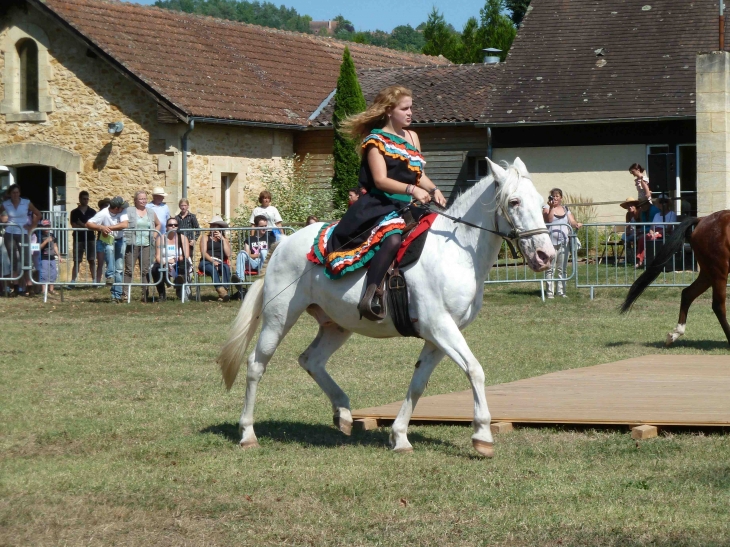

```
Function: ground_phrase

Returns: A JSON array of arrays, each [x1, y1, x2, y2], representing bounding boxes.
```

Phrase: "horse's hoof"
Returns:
[[472, 439, 494, 458], [334, 416, 353, 436], [239, 440, 260, 450], [393, 446, 414, 454]]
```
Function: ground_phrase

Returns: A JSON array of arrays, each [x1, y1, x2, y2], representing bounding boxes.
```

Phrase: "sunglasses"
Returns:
[[167, 223, 178, 227]]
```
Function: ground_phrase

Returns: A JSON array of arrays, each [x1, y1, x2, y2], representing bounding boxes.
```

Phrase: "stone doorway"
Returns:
[[14, 165, 66, 212]]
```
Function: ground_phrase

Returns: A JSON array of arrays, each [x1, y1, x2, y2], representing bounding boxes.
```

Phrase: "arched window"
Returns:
[[16, 39, 39, 112]]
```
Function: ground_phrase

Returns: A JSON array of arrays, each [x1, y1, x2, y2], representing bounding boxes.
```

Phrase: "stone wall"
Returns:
[[0, 5, 294, 225]]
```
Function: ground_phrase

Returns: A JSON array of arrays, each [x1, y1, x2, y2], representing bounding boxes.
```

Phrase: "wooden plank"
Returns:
[[352, 355, 730, 428]]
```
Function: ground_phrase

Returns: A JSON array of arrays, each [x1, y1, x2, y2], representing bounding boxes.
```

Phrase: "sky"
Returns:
[[131, 0, 490, 32]]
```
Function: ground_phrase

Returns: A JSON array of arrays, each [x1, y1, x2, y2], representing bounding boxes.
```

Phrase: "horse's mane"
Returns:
[[445, 162, 523, 218]]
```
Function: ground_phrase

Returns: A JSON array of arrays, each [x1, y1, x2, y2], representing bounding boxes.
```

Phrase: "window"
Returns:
[[1, 25, 53, 122], [220, 174, 231, 221], [17, 39, 39, 112], [467, 156, 489, 181]]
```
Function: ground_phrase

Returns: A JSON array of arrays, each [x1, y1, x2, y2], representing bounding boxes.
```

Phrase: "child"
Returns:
[[248, 190, 283, 240], [38, 219, 62, 294]]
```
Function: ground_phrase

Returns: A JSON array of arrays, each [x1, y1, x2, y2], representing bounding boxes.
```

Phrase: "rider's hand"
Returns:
[[412, 187, 431, 204], [433, 189, 446, 208]]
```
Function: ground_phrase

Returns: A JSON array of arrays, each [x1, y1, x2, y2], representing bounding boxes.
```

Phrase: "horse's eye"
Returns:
[[509, 198, 521, 207]]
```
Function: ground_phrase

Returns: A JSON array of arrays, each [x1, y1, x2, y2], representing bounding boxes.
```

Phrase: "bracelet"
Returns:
[[405, 184, 413, 195], [429, 187, 439, 196]]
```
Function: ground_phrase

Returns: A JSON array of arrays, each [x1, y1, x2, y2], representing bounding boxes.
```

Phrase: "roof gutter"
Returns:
[[477, 115, 695, 128], [181, 120, 194, 200], [185, 117, 307, 130]]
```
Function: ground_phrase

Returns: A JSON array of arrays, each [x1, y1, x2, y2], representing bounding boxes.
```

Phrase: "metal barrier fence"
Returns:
[[26, 226, 163, 303], [181, 226, 295, 302], [484, 223, 576, 301], [575, 221, 698, 298], [0, 222, 28, 291]]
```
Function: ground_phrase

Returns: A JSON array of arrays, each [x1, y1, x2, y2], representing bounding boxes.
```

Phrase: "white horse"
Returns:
[[218, 158, 554, 457]]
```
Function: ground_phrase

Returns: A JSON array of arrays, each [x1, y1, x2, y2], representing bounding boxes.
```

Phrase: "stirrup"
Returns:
[[358, 283, 386, 321]]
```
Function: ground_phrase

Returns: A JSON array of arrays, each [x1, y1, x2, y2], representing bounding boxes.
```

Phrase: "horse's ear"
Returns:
[[486, 157, 506, 182], [513, 157, 529, 177]]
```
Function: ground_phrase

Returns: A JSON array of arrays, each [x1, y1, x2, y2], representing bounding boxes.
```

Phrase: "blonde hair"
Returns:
[[340, 85, 413, 142], [179, 198, 189, 206]]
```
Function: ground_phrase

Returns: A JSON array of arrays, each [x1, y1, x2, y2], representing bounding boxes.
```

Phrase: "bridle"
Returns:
[[414, 180, 549, 258]]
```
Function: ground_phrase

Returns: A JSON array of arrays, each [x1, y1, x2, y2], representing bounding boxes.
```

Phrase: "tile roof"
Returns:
[[35, 0, 450, 126], [487, 0, 727, 125], [312, 63, 502, 126]]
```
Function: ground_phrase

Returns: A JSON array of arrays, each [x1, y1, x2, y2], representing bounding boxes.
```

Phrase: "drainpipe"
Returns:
[[181, 120, 195, 199], [721, 0, 726, 51], [487, 127, 493, 159]]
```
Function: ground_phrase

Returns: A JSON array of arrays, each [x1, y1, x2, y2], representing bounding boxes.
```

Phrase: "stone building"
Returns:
[[0, 0, 447, 225]]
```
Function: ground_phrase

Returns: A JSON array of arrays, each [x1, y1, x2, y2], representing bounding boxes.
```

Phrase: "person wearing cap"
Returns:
[[634, 198, 662, 267], [37, 219, 63, 295], [199, 215, 231, 301], [86, 197, 129, 302], [649, 194, 677, 239], [147, 187, 171, 235]]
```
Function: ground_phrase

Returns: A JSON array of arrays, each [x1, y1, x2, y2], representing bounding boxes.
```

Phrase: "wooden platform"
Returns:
[[352, 355, 730, 428]]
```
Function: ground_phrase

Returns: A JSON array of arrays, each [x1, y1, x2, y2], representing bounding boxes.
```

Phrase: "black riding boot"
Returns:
[[358, 234, 401, 321]]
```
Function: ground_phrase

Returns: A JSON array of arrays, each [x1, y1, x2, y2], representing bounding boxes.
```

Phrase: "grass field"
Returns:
[[2, 284, 730, 546]]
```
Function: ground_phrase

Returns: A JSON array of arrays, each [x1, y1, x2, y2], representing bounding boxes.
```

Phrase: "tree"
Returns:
[[505, 0, 531, 27], [453, 17, 481, 63], [389, 25, 425, 53], [476, 0, 517, 62], [422, 7, 457, 59], [332, 47, 367, 210]]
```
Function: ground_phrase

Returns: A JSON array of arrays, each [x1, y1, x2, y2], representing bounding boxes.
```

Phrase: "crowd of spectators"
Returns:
[[0, 186, 285, 302]]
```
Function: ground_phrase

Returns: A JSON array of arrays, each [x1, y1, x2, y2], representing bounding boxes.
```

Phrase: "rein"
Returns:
[[413, 201, 549, 259]]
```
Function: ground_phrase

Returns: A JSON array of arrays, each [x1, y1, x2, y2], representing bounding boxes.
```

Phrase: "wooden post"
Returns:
[[490, 422, 514, 434], [353, 417, 379, 431], [631, 424, 658, 440]]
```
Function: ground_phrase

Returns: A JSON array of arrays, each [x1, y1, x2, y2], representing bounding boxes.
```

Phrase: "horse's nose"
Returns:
[[536, 248, 554, 266]]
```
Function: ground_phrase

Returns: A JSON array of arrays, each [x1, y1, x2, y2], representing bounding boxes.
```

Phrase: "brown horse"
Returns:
[[621, 212, 730, 346]]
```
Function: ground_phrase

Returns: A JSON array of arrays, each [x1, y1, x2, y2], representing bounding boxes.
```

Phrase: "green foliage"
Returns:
[[505, 0, 532, 27], [422, 2, 517, 64], [475, 0, 517, 62], [231, 154, 337, 227], [334, 22, 425, 53], [563, 192, 598, 255], [332, 48, 366, 210], [422, 8, 458, 59], [153, 0, 312, 33]]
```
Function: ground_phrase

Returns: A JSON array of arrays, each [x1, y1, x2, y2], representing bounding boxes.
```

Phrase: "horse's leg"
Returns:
[[667, 273, 711, 346], [428, 320, 494, 457], [298, 309, 353, 434], [239, 314, 301, 448], [390, 341, 445, 453], [710, 276, 730, 345]]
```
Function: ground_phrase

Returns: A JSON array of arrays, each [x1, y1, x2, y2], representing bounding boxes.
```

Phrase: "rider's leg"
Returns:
[[358, 233, 401, 320]]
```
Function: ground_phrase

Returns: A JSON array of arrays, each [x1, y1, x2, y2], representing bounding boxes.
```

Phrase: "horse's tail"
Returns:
[[218, 277, 265, 390], [620, 217, 700, 314]]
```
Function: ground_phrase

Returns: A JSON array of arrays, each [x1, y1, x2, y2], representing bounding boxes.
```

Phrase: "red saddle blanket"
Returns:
[[396, 213, 437, 266]]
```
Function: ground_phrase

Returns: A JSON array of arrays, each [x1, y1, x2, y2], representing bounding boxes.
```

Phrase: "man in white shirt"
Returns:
[[86, 196, 129, 302], [147, 187, 171, 235]]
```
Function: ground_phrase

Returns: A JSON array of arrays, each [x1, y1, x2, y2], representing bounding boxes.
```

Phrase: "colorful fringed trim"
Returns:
[[307, 212, 406, 279], [363, 129, 426, 184]]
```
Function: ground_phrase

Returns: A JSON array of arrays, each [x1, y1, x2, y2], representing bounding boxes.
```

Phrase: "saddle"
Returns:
[[363, 212, 437, 337]]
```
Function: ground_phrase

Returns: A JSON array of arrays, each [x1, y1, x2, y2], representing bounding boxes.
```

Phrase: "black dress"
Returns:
[[308, 129, 426, 279]]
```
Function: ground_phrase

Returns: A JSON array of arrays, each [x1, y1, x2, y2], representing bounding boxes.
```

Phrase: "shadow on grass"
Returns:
[[200, 420, 456, 450], [604, 339, 729, 350]]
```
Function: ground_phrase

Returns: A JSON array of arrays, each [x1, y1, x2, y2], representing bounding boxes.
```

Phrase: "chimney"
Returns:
[[483, 48, 502, 64]]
